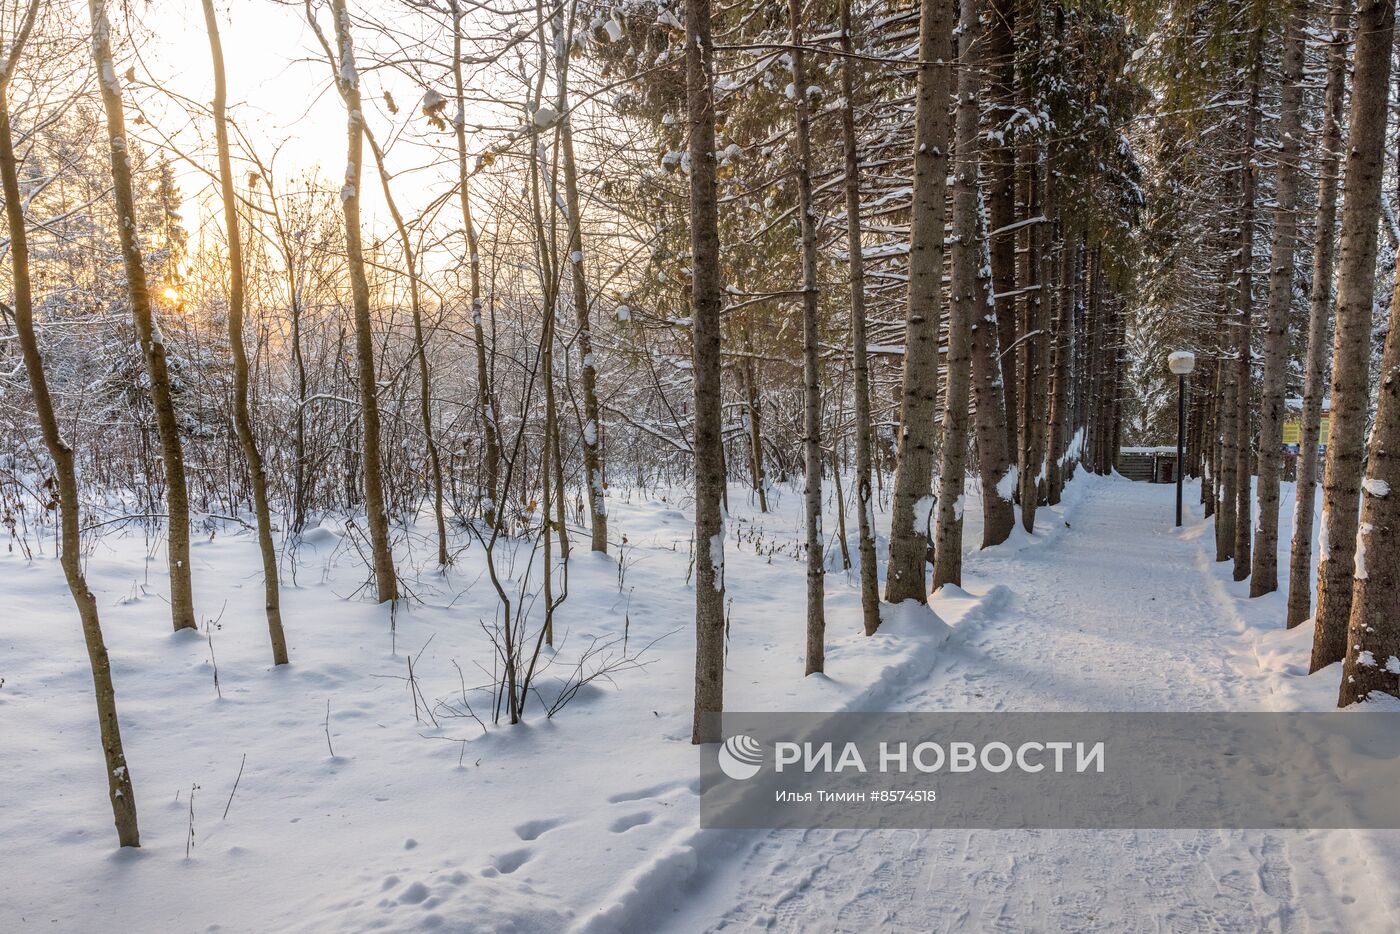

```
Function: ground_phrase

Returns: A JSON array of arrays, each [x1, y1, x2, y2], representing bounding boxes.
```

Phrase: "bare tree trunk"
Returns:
[[290, 269, 310, 535], [202, 0, 287, 661], [556, 20, 608, 554], [450, 0, 500, 529], [839, 0, 881, 635], [1312, 0, 1393, 672], [830, 445, 853, 571], [316, 0, 397, 602], [90, 0, 196, 630], [1232, 25, 1263, 583], [412, 262, 449, 567], [933, 0, 986, 591], [686, 0, 727, 744], [788, 0, 825, 673], [351, 115, 447, 567], [525, 22, 570, 568], [1287, 3, 1347, 628], [541, 306, 561, 647], [885, 0, 955, 605], [1, 3, 140, 846], [741, 328, 769, 512]]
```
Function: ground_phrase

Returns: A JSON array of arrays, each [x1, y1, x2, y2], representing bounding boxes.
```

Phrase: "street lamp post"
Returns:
[[1168, 351, 1196, 527]]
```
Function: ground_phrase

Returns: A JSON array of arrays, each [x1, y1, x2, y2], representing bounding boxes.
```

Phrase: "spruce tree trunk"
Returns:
[[839, 0, 882, 635], [450, 0, 501, 529], [1, 5, 140, 846], [1287, 3, 1348, 628], [1019, 148, 1054, 525], [686, 0, 727, 743], [1250, 0, 1305, 595], [1084, 247, 1103, 473], [787, 0, 826, 673], [1045, 238, 1074, 505], [1312, 0, 1393, 672], [90, 0, 197, 630], [1338, 232, 1400, 704], [1201, 380, 1216, 517], [970, 201, 1016, 548], [322, 0, 397, 602], [1233, 27, 1263, 583], [885, 0, 955, 605], [984, 0, 1019, 460], [933, 0, 987, 590], [202, 0, 287, 661], [1215, 265, 1239, 558]]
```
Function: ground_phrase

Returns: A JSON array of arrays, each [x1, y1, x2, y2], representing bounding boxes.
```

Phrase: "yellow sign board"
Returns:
[[1282, 415, 1329, 451]]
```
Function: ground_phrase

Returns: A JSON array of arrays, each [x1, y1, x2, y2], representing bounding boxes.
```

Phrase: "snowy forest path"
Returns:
[[673, 476, 1383, 933]]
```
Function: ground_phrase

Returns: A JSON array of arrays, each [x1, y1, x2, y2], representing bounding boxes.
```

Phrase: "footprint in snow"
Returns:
[[609, 811, 653, 833], [490, 848, 532, 875], [514, 817, 565, 841]]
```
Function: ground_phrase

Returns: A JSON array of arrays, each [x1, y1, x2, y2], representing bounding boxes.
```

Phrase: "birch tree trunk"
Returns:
[[1312, 0, 1393, 672], [202, 0, 287, 661], [319, 0, 397, 602], [788, 0, 825, 672], [2, 2, 140, 846], [686, 0, 727, 743], [1249, 0, 1305, 595], [839, 0, 881, 635], [89, 0, 197, 630], [1286, 3, 1347, 628], [933, 0, 986, 590], [885, 0, 955, 605]]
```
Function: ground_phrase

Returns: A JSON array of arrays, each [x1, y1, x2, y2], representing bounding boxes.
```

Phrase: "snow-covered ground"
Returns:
[[2, 471, 1396, 932]]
